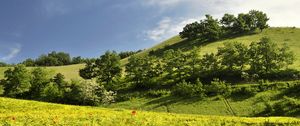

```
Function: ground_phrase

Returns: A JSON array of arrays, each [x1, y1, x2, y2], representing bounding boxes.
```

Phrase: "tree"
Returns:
[[95, 51, 122, 85], [52, 73, 66, 88], [179, 22, 201, 40], [79, 60, 97, 79], [0, 62, 8, 67], [217, 42, 249, 71], [163, 49, 188, 81], [29, 68, 52, 99], [40, 82, 63, 102], [3, 64, 31, 98], [248, 37, 294, 73], [185, 47, 201, 77], [248, 10, 269, 32], [200, 15, 223, 41], [221, 13, 236, 35], [72, 56, 84, 64], [22, 58, 36, 66], [126, 55, 163, 88], [200, 53, 220, 71], [233, 13, 253, 33]]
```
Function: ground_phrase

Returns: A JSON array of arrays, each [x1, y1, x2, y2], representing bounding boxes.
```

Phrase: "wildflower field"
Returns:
[[0, 97, 299, 126]]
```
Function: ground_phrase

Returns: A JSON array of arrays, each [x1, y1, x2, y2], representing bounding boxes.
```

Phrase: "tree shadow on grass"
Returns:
[[144, 96, 205, 111], [149, 32, 258, 57]]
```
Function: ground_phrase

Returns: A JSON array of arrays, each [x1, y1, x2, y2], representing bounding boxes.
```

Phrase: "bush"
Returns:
[[232, 86, 258, 96], [272, 96, 300, 116], [0, 85, 4, 96], [40, 82, 63, 102], [78, 80, 116, 105], [172, 79, 205, 97], [205, 78, 231, 96], [147, 89, 171, 98]]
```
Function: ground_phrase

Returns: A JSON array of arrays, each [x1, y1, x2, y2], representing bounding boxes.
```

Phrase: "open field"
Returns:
[[0, 97, 299, 126]]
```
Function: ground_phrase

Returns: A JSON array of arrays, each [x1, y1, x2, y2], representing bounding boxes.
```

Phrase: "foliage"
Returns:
[[147, 89, 171, 98], [40, 82, 63, 102], [29, 67, 52, 99], [0, 62, 9, 67], [76, 80, 116, 105], [95, 51, 122, 85], [180, 10, 269, 40], [118, 50, 142, 59], [163, 49, 188, 81], [2, 64, 31, 98], [172, 79, 205, 97], [205, 79, 231, 96], [248, 37, 294, 74], [126, 55, 163, 89], [179, 22, 201, 40]]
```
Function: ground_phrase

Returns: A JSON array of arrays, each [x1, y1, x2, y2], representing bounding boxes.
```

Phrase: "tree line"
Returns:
[[0, 65, 115, 105], [79, 37, 297, 90], [180, 10, 269, 41], [0, 50, 142, 67]]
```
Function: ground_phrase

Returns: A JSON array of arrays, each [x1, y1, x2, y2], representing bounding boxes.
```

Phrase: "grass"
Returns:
[[140, 27, 300, 69], [0, 64, 85, 81], [105, 90, 280, 117], [1, 27, 300, 80], [0, 97, 299, 126]]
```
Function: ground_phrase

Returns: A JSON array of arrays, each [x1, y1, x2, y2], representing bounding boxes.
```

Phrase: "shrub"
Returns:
[[147, 89, 171, 98], [40, 82, 63, 102], [172, 79, 205, 97], [205, 78, 231, 96], [0, 85, 4, 96], [232, 86, 258, 96], [266, 96, 300, 116], [78, 80, 116, 105]]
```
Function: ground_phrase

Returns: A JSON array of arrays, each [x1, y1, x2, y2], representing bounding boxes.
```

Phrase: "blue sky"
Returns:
[[1, 0, 300, 63]]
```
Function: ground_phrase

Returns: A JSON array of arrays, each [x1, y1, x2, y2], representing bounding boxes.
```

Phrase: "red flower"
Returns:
[[131, 110, 137, 116]]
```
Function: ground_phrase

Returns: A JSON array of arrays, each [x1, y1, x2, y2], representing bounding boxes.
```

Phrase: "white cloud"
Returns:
[[144, 0, 300, 41], [146, 17, 199, 41], [41, 0, 70, 17], [0, 43, 21, 62], [143, 0, 183, 7]]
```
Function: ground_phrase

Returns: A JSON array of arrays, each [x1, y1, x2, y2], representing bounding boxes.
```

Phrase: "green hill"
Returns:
[[0, 97, 299, 125], [136, 27, 300, 69], [0, 64, 84, 81], [1, 27, 300, 80]]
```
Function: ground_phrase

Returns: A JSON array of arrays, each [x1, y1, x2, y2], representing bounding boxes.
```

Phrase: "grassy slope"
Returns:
[[106, 90, 280, 117], [135, 27, 300, 69], [1, 27, 300, 80], [0, 97, 299, 126], [107, 27, 300, 116], [0, 64, 84, 81]]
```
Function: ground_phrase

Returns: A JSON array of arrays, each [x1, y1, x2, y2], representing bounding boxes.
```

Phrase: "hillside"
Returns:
[[1, 27, 300, 80], [0, 97, 299, 125], [136, 27, 300, 69], [0, 64, 84, 81]]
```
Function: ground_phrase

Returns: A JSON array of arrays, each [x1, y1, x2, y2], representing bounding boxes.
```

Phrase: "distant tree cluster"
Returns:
[[22, 51, 87, 66], [79, 51, 122, 90], [19, 50, 141, 67], [0, 65, 115, 105], [180, 10, 269, 41], [118, 50, 142, 59], [0, 62, 9, 67]]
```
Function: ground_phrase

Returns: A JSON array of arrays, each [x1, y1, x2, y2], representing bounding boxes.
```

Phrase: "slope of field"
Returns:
[[135, 27, 300, 69], [1, 27, 300, 80], [0, 97, 299, 126], [0, 64, 84, 81], [106, 90, 286, 117]]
